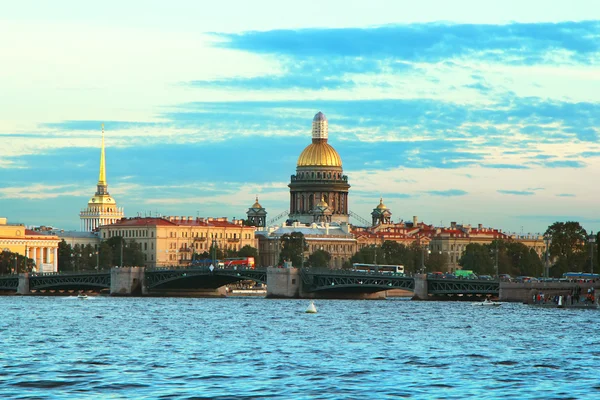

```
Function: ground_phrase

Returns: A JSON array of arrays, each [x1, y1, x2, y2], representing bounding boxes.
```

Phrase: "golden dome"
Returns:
[[297, 142, 342, 167], [251, 196, 262, 209], [377, 198, 387, 210]]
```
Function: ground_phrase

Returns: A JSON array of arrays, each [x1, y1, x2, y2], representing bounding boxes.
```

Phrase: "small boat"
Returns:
[[472, 299, 501, 307], [77, 293, 88, 300], [305, 301, 317, 313]]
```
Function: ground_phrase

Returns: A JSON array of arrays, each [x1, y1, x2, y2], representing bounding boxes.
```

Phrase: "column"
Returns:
[[53, 247, 58, 272], [25, 246, 29, 258], [32, 247, 37, 267]]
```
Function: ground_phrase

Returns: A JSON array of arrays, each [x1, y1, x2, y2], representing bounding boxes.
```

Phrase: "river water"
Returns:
[[1, 296, 599, 399]]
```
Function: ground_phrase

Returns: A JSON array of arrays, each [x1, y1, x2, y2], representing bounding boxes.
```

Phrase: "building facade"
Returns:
[[288, 112, 350, 224], [80, 124, 124, 231], [0, 217, 60, 272], [256, 222, 357, 269], [98, 216, 257, 268]]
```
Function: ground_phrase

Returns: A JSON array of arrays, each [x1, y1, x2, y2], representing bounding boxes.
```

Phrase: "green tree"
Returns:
[[57, 240, 73, 272], [98, 241, 113, 270], [238, 245, 258, 259], [545, 221, 588, 276], [278, 232, 306, 267], [72, 244, 84, 271], [459, 243, 495, 275], [426, 251, 448, 272], [406, 242, 424, 274], [124, 240, 145, 266], [208, 242, 225, 262], [308, 249, 331, 268], [104, 236, 145, 266]]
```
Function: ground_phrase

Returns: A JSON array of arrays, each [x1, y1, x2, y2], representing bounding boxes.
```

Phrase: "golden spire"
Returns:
[[98, 123, 107, 185]]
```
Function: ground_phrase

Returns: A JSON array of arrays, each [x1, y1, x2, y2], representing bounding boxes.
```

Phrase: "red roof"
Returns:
[[103, 217, 247, 229]]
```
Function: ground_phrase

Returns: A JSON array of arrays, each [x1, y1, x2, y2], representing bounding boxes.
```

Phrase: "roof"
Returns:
[[297, 142, 342, 167], [101, 217, 251, 229]]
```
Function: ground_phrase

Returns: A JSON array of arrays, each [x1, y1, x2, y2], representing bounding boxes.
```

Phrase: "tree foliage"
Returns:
[[545, 221, 589, 276], [278, 232, 306, 267], [0, 250, 34, 274], [308, 249, 331, 268], [238, 245, 258, 259]]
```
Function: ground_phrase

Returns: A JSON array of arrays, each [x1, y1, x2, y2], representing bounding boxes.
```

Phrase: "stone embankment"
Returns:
[[500, 281, 599, 303]]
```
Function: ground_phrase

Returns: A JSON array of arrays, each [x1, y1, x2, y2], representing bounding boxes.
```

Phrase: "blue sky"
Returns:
[[1, 0, 600, 234]]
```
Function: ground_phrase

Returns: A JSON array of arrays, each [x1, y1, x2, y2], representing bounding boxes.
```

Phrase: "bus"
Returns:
[[562, 272, 600, 281], [352, 263, 405, 275], [223, 257, 255, 269]]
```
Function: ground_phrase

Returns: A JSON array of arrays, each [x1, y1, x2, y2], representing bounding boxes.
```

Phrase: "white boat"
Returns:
[[472, 299, 501, 307], [305, 301, 317, 313], [77, 293, 88, 300]]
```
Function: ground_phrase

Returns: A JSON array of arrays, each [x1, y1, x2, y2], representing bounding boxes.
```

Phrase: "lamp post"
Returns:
[[421, 246, 430, 273], [212, 239, 217, 268], [2, 248, 8, 274], [543, 234, 552, 278], [589, 231, 595, 275], [494, 241, 499, 277]]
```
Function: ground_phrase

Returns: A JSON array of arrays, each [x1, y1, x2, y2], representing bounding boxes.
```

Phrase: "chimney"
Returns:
[[451, 221, 456, 229], [478, 223, 483, 229], [413, 216, 418, 226]]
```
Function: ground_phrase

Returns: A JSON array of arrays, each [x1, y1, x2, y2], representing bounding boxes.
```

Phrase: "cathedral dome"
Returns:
[[297, 143, 342, 167], [376, 198, 387, 210]]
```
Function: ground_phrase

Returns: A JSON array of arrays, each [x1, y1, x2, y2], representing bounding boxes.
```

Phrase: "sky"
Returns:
[[1, 0, 600, 235]]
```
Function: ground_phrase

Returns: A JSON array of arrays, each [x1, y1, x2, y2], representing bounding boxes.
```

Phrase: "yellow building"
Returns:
[[0, 217, 60, 272], [80, 124, 124, 231], [99, 216, 257, 268]]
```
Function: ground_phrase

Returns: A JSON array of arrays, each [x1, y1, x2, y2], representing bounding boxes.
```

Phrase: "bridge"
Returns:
[[145, 267, 266, 290], [0, 267, 499, 299], [300, 268, 415, 293]]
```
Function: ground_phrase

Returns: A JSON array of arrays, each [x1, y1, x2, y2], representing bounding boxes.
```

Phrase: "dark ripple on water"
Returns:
[[1, 298, 599, 398]]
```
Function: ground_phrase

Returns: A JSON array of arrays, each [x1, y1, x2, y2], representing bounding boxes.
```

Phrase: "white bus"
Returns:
[[352, 263, 405, 275]]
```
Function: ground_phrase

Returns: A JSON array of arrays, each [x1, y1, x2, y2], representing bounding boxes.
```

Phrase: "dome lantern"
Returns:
[[312, 111, 328, 141]]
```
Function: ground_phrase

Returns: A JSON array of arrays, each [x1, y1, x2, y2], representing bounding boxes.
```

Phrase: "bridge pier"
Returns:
[[412, 274, 428, 300], [17, 273, 29, 295], [110, 267, 146, 296], [266, 267, 300, 298]]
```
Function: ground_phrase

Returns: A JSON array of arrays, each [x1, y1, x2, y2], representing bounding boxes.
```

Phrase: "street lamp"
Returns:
[[543, 234, 552, 279], [2, 248, 10, 274], [493, 241, 499, 277], [421, 246, 431, 273], [589, 231, 595, 275]]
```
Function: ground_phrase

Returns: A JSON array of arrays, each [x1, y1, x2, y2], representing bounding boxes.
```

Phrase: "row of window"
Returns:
[[298, 171, 342, 180], [168, 231, 252, 239], [104, 230, 253, 240]]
